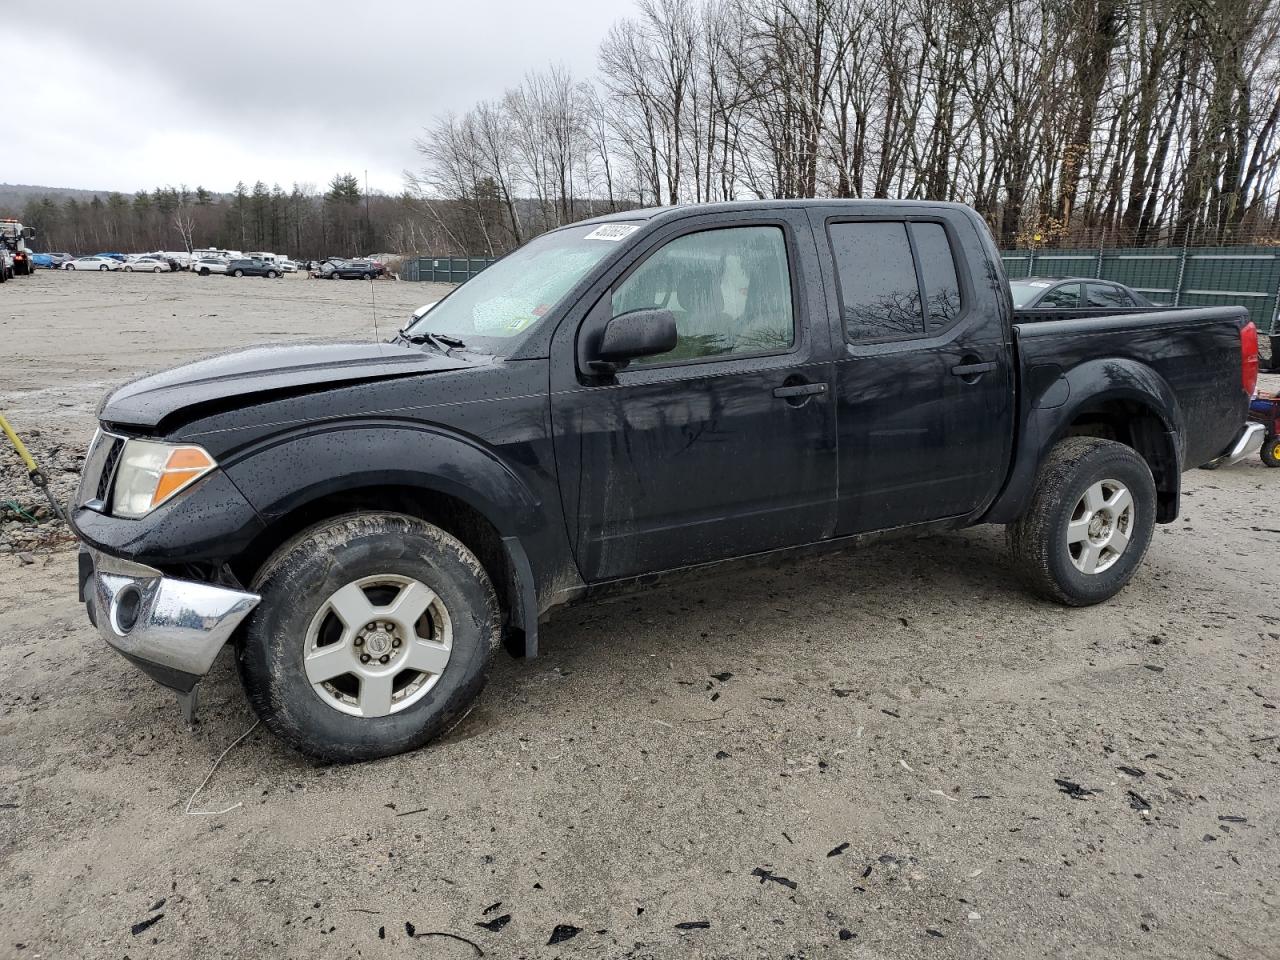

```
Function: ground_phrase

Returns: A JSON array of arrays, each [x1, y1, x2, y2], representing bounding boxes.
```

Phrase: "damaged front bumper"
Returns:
[[79, 548, 259, 720]]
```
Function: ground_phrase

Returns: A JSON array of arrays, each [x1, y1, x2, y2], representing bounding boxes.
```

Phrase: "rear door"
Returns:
[[808, 208, 1015, 534], [550, 210, 837, 582]]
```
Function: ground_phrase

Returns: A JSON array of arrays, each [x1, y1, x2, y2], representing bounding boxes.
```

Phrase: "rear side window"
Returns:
[[829, 220, 963, 341], [913, 222, 962, 331], [1040, 283, 1081, 308], [1086, 283, 1133, 307]]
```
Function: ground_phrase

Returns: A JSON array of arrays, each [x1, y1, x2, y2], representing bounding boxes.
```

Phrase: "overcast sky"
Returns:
[[10, 0, 635, 195]]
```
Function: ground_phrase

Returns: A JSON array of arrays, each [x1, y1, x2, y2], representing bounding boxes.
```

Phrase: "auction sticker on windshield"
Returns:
[[584, 224, 639, 242]]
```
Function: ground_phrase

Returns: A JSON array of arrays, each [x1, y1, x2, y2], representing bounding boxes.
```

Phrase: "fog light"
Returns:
[[115, 585, 142, 634]]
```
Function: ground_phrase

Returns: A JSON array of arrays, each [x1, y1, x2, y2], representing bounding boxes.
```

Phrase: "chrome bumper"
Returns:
[[84, 549, 259, 695], [1206, 422, 1267, 468]]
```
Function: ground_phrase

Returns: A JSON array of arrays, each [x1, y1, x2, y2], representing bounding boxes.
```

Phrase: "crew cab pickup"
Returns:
[[72, 200, 1262, 761]]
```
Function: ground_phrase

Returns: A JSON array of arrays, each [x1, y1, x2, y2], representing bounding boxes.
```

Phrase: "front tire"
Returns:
[[100, 264, 109, 271], [238, 513, 501, 762], [199, 267, 210, 276], [1008, 437, 1156, 606]]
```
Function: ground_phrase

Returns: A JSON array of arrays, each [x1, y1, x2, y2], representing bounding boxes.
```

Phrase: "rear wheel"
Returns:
[[1008, 437, 1156, 606], [99, 264, 109, 271], [1261, 438, 1280, 468], [238, 513, 501, 761], [233, 269, 244, 277], [199, 267, 210, 276]]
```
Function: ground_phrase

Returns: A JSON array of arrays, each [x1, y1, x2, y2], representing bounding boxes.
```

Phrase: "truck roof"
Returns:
[[574, 198, 976, 227]]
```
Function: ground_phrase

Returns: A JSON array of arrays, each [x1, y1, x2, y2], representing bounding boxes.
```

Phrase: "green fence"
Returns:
[[1001, 246, 1280, 333], [403, 257, 498, 283]]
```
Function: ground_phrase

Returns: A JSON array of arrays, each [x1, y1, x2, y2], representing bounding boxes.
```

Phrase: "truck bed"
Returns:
[[1013, 305, 1250, 470]]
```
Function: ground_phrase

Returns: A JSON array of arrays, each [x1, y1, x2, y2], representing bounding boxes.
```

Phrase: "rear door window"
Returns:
[[828, 220, 964, 340], [828, 222, 922, 340]]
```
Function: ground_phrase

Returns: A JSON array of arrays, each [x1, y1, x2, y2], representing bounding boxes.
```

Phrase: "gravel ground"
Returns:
[[1, 271, 1278, 959]]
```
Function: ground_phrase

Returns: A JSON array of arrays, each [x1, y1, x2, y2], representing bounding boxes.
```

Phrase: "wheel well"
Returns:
[[232, 485, 515, 631], [1062, 400, 1179, 522]]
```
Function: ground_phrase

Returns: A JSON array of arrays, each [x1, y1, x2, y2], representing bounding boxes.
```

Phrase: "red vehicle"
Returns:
[[1249, 393, 1280, 466]]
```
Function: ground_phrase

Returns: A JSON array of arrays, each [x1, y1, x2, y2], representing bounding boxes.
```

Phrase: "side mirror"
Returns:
[[21, 227, 35, 239], [590, 309, 678, 372]]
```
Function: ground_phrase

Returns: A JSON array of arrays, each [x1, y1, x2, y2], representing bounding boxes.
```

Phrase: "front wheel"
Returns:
[[238, 513, 501, 761], [266, 270, 278, 278], [100, 264, 109, 271], [199, 267, 210, 276], [154, 266, 163, 273], [1008, 437, 1156, 606], [1261, 437, 1280, 468]]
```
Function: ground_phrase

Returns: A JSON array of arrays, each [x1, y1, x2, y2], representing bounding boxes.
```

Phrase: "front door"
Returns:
[[551, 212, 838, 582]]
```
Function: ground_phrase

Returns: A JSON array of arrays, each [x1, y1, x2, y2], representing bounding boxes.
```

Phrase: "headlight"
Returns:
[[111, 440, 216, 518]]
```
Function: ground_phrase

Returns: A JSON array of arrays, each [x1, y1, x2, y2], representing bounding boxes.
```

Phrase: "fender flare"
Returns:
[[221, 420, 561, 657], [981, 358, 1184, 524]]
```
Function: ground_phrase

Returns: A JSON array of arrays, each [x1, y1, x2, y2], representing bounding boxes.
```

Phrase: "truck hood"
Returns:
[[100, 341, 475, 429]]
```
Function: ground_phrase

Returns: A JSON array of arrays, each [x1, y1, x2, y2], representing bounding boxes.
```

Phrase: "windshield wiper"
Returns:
[[396, 329, 467, 353]]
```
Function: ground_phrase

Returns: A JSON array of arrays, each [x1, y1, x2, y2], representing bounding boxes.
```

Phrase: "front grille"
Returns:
[[78, 431, 125, 510]]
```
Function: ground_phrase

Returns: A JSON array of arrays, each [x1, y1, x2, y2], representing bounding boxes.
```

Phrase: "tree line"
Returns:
[[4, 175, 445, 259], [414, 0, 1280, 253]]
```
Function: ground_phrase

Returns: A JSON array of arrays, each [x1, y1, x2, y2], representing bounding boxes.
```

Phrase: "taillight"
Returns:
[[1241, 321, 1259, 397]]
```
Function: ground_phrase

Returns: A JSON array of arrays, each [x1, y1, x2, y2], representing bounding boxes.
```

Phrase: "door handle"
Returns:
[[773, 382, 827, 399], [951, 359, 997, 380]]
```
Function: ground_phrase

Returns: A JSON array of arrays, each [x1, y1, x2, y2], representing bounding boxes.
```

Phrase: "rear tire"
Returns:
[[1261, 438, 1280, 468], [238, 513, 501, 762], [233, 269, 244, 277], [99, 264, 109, 271], [1008, 437, 1156, 606], [199, 267, 210, 276]]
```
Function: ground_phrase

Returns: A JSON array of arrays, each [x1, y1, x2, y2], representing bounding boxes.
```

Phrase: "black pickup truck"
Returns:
[[73, 200, 1262, 761]]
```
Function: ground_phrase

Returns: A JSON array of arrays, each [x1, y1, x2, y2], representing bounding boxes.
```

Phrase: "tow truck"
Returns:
[[0, 218, 36, 278]]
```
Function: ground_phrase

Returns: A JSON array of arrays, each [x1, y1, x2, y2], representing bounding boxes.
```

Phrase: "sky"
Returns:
[[8, 0, 636, 196]]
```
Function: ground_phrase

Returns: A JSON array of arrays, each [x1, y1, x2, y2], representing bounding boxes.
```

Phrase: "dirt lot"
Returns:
[[2, 271, 1279, 960]]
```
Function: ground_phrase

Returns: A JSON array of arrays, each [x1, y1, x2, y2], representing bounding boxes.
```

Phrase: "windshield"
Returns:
[[403, 221, 638, 351], [1008, 280, 1052, 307]]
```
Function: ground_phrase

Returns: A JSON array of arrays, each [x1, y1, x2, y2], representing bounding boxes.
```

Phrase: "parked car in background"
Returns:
[[192, 257, 230, 276], [278, 260, 298, 273], [226, 258, 281, 278], [1010, 277, 1160, 310], [323, 258, 384, 279], [65, 255, 124, 271], [0, 247, 12, 281], [35, 252, 72, 269], [93, 253, 128, 262], [125, 256, 173, 273]]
